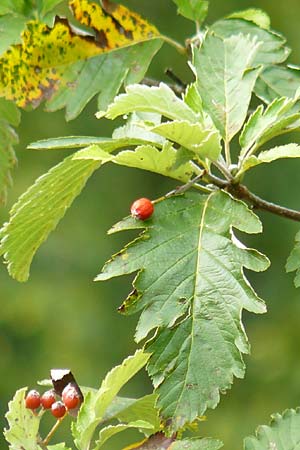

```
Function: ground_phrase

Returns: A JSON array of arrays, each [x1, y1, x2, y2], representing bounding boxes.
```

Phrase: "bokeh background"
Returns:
[[1, 0, 300, 448]]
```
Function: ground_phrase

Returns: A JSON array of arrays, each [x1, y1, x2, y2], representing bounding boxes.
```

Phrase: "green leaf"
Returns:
[[4, 387, 40, 450], [0, 98, 19, 204], [95, 421, 154, 449], [183, 83, 203, 114], [96, 191, 269, 429], [239, 95, 300, 158], [74, 142, 194, 183], [112, 112, 165, 145], [48, 445, 72, 450], [286, 231, 300, 288], [73, 350, 150, 450], [28, 136, 154, 150], [171, 438, 223, 450], [151, 121, 221, 161], [244, 408, 300, 450], [47, 39, 163, 120], [0, 156, 101, 282], [193, 34, 261, 142], [240, 144, 300, 173], [254, 65, 300, 103], [0, 14, 27, 56], [115, 393, 160, 435], [226, 9, 270, 29], [97, 83, 199, 123], [211, 18, 289, 66], [172, 0, 209, 23], [38, 0, 64, 17]]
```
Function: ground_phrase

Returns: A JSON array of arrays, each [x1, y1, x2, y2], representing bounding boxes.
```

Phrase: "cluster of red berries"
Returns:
[[130, 198, 154, 220], [25, 383, 81, 419]]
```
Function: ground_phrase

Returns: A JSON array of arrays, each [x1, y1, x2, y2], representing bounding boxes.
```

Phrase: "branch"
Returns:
[[229, 184, 300, 222]]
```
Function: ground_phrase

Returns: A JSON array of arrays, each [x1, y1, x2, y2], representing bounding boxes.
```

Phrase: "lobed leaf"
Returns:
[[151, 120, 221, 161], [97, 83, 199, 123], [0, 0, 162, 118], [244, 408, 300, 450], [97, 191, 269, 429], [74, 142, 194, 183], [240, 144, 300, 173], [4, 387, 40, 450], [193, 33, 261, 142], [239, 95, 300, 158], [211, 17, 289, 66], [254, 65, 300, 103]]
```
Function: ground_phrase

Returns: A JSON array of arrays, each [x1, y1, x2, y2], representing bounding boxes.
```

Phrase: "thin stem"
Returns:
[[161, 35, 187, 56], [213, 159, 232, 181], [154, 172, 211, 203], [142, 77, 185, 96], [42, 416, 66, 446], [224, 140, 231, 166]]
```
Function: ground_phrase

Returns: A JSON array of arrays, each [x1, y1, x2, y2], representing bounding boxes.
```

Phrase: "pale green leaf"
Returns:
[[171, 438, 223, 450], [74, 142, 194, 183], [244, 408, 300, 450], [241, 144, 300, 173], [211, 19, 289, 66], [28, 136, 154, 151], [172, 0, 209, 23], [0, 156, 101, 282], [226, 9, 270, 29], [255, 65, 300, 103], [151, 121, 221, 161], [4, 387, 40, 450], [48, 445, 72, 450], [96, 191, 269, 429], [239, 96, 300, 157], [73, 350, 150, 450], [286, 231, 300, 288], [112, 112, 165, 146], [47, 39, 163, 120], [95, 421, 154, 449], [0, 97, 21, 127], [0, 14, 27, 56], [193, 34, 261, 142], [97, 83, 198, 123], [183, 83, 203, 115], [115, 393, 160, 435]]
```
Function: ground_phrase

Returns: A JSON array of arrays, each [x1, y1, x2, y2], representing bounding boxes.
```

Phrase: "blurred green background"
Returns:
[[1, 0, 300, 448]]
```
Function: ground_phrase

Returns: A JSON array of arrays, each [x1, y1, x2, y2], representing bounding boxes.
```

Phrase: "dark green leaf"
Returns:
[[286, 231, 300, 287], [97, 191, 269, 429]]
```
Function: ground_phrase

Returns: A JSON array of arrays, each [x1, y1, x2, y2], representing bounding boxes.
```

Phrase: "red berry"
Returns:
[[51, 401, 66, 419], [62, 383, 80, 410], [130, 198, 154, 220], [41, 390, 56, 409], [25, 390, 41, 410]]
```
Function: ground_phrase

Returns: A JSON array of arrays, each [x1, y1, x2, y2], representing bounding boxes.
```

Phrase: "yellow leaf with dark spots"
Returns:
[[0, 0, 160, 109]]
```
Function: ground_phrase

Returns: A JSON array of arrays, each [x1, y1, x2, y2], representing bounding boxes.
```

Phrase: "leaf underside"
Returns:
[[97, 191, 269, 429]]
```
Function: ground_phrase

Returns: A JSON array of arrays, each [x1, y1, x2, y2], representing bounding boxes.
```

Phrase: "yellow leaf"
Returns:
[[0, 0, 160, 108]]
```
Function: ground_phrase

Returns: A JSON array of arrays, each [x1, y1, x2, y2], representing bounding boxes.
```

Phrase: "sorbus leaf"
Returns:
[[97, 191, 270, 430], [244, 408, 300, 450], [172, 0, 209, 24], [4, 387, 40, 450], [255, 65, 300, 103], [0, 0, 162, 118]]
